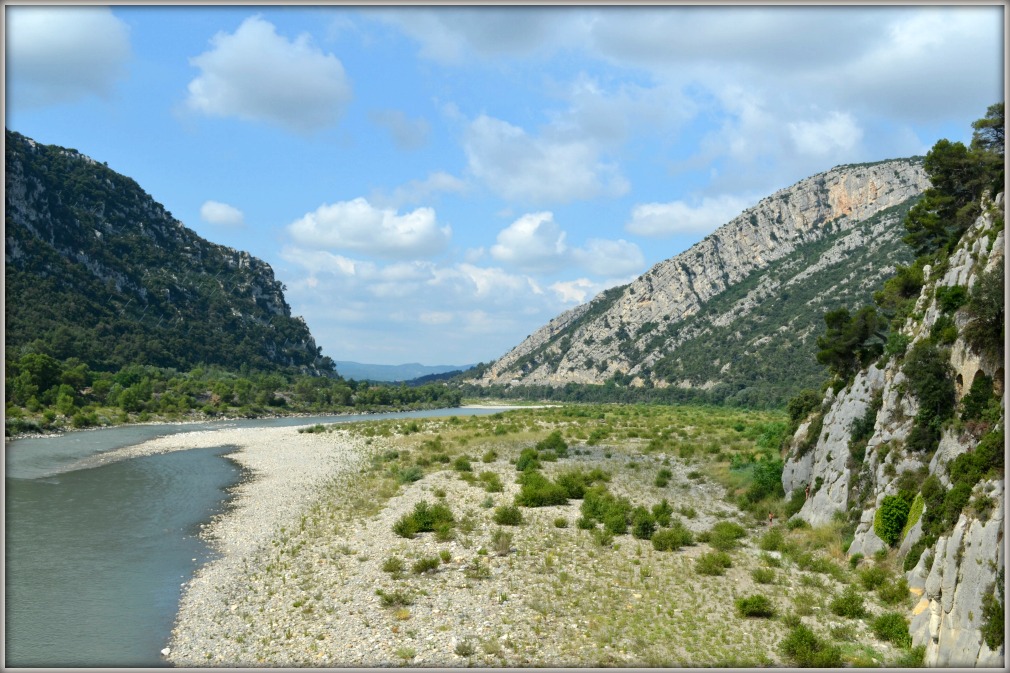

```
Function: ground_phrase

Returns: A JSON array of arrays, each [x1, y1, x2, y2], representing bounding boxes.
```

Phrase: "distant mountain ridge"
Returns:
[[4, 129, 331, 373], [333, 361, 474, 382], [468, 158, 930, 405]]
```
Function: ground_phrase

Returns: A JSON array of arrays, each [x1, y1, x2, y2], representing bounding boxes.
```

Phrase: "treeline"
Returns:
[[4, 353, 461, 436]]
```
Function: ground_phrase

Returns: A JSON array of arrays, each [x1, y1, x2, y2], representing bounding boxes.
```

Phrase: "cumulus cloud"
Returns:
[[369, 108, 431, 150], [490, 212, 569, 273], [6, 6, 131, 108], [288, 197, 451, 259], [789, 111, 863, 157], [572, 238, 645, 277], [186, 15, 351, 133], [200, 200, 245, 227], [464, 114, 628, 205], [626, 195, 753, 237]]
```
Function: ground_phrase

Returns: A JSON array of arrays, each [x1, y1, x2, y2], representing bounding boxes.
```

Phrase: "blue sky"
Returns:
[[5, 4, 1004, 367]]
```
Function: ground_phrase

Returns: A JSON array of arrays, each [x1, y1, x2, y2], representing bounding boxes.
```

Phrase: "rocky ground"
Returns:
[[106, 410, 911, 667]]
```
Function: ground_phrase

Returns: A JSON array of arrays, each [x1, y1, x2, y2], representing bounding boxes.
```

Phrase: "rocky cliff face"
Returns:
[[5, 129, 330, 373], [471, 159, 930, 404], [783, 193, 1005, 667]]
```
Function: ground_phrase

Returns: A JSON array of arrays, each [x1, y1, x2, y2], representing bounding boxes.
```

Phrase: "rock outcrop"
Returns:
[[470, 159, 929, 404], [783, 192, 1005, 667]]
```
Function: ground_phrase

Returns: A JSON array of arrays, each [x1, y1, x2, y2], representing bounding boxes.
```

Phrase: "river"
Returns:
[[4, 407, 505, 667]]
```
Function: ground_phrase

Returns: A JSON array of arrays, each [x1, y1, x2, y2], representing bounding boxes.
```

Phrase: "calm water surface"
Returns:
[[4, 406, 504, 667]]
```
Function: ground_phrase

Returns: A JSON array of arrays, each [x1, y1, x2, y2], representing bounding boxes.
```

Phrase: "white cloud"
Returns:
[[464, 114, 628, 205], [369, 108, 431, 150], [200, 200, 245, 227], [789, 111, 863, 157], [288, 197, 451, 259], [371, 171, 468, 208], [572, 238, 645, 277], [550, 278, 597, 304], [626, 195, 754, 237], [490, 212, 569, 273], [186, 15, 351, 133], [6, 7, 131, 108]]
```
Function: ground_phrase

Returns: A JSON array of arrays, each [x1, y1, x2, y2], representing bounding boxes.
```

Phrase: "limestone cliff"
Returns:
[[783, 192, 1005, 667], [471, 159, 929, 405]]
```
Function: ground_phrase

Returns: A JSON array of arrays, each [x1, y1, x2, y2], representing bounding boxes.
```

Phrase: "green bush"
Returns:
[[535, 430, 568, 457], [751, 567, 776, 584], [654, 467, 672, 487], [382, 556, 405, 574], [652, 523, 694, 551], [394, 465, 424, 484], [376, 588, 414, 607], [871, 612, 912, 649], [779, 624, 843, 667], [481, 449, 498, 463], [707, 521, 747, 551], [961, 265, 1004, 360], [874, 495, 911, 547], [392, 514, 420, 539], [829, 585, 867, 619], [554, 469, 592, 498], [492, 504, 523, 526], [859, 565, 890, 590], [514, 470, 568, 507], [980, 568, 1004, 650], [515, 448, 541, 472], [412, 556, 440, 574], [935, 284, 968, 313], [631, 506, 657, 540], [759, 526, 785, 552], [453, 456, 473, 472], [490, 528, 513, 556], [736, 594, 775, 618], [745, 459, 785, 502], [878, 576, 911, 606], [553, 517, 568, 528], [592, 527, 614, 547], [576, 515, 595, 530], [652, 499, 673, 527], [960, 373, 995, 421], [696, 551, 733, 576], [478, 471, 504, 493]]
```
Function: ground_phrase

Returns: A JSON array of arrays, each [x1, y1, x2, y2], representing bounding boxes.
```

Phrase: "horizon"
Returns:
[[5, 4, 1004, 367]]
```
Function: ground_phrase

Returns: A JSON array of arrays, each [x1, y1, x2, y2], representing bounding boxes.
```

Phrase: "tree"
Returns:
[[816, 306, 884, 381], [962, 265, 1005, 360], [971, 102, 1004, 157]]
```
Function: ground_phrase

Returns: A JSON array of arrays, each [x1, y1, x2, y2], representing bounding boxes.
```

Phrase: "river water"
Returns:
[[4, 407, 504, 667]]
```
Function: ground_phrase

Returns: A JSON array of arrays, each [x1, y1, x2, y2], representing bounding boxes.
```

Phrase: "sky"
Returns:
[[4, 3, 1004, 368]]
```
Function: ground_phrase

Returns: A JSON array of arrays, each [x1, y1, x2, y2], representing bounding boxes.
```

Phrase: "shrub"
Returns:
[[382, 556, 405, 574], [412, 556, 440, 574], [935, 284, 968, 313], [576, 516, 595, 530], [493, 504, 523, 526], [779, 624, 843, 667], [830, 585, 867, 618], [980, 569, 1005, 650], [439, 549, 452, 564], [707, 521, 747, 551], [894, 645, 926, 667], [376, 588, 414, 607], [874, 495, 911, 547], [759, 526, 785, 552], [553, 517, 568, 528], [490, 528, 513, 556], [652, 521, 694, 551], [745, 459, 785, 502], [696, 551, 733, 575], [535, 430, 568, 457], [961, 265, 1004, 359], [392, 514, 420, 539], [859, 564, 890, 590], [394, 465, 424, 484], [591, 527, 614, 547], [751, 567, 776, 584], [784, 489, 807, 517], [464, 558, 491, 579], [479, 471, 504, 493], [434, 521, 455, 542], [960, 373, 994, 421], [650, 499, 673, 527], [631, 506, 657, 540], [736, 594, 775, 618], [482, 449, 498, 463], [515, 471, 568, 507], [603, 511, 628, 536], [654, 468, 672, 487], [515, 448, 541, 472], [872, 612, 912, 649], [412, 500, 455, 532], [878, 576, 911, 606], [453, 456, 473, 472]]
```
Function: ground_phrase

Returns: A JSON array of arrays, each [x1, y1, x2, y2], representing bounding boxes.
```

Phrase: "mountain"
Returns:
[[468, 158, 930, 406], [4, 129, 331, 374], [782, 190, 1004, 666], [332, 361, 474, 382]]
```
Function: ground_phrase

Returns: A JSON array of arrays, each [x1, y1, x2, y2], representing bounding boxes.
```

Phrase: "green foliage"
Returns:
[[874, 495, 911, 547], [962, 266, 1005, 359], [902, 340, 955, 452], [630, 506, 657, 540], [751, 567, 776, 584], [651, 522, 694, 551], [878, 576, 911, 606], [980, 568, 1005, 650], [830, 585, 868, 619], [695, 551, 733, 576], [490, 529, 513, 556], [779, 624, 843, 667], [514, 470, 568, 507], [381, 556, 405, 575], [376, 588, 414, 607], [478, 471, 504, 493], [859, 565, 890, 590], [453, 456, 473, 472], [515, 448, 541, 472], [872, 613, 912, 649], [745, 459, 785, 502], [816, 306, 885, 381], [935, 285, 968, 313], [534, 430, 568, 457], [492, 504, 523, 526], [411, 556, 440, 574], [788, 389, 823, 424], [654, 467, 672, 487], [707, 521, 747, 551], [393, 500, 455, 538], [960, 373, 995, 421], [580, 485, 632, 535], [651, 499, 673, 527], [735, 594, 775, 618]]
